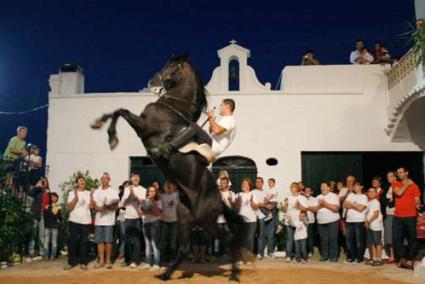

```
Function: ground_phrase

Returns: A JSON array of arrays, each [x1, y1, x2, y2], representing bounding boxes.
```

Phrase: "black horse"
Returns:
[[91, 54, 249, 281]]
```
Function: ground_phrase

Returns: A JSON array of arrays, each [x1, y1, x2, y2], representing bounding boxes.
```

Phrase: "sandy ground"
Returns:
[[0, 256, 423, 284]]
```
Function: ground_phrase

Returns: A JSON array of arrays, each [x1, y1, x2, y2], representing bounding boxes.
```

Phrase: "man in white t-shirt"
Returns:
[[349, 39, 365, 64], [91, 172, 120, 269], [206, 99, 236, 157], [121, 173, 147, 268]]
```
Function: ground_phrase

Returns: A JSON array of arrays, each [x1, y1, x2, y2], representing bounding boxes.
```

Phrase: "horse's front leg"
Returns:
[[92, 108, 144, 150]]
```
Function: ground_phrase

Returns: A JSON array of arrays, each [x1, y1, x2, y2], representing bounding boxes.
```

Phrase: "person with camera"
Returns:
[[301, 50, 320, 65], [28, 177, 50, 260]]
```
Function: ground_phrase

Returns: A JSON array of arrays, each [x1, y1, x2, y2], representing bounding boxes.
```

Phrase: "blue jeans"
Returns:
[[143, 221, 161, 266], [124, 218, 142, 264], [285, 225, 295, 258], [256, 218, 265, 256], [118, 221, 126, 256], [318, 221, 339, 260], [295, 238, 307, 261], [242, 222, 257, 252], [29, 216, 45, 256], [43, 228, 58, 258], [160, 221, 178, 260], [345, 222, 366, 261], [264, 219, 276, 255]]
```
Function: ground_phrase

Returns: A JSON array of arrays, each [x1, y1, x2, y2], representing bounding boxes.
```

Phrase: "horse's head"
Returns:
[[148, 53, 190, 96]]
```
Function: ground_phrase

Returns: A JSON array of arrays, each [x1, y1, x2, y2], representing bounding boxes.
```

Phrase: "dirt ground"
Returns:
[[0, 257, 423, 284]]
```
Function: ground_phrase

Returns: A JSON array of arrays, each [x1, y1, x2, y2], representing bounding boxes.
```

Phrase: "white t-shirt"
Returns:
[[286, 194, 309, 226], [251, 188, 267, 219], [141, 200, 162, 223], [315, 192, 340, 224], [67, 190, 92, 225], [294, 220, 308, 241], [217, 190, 235, 223], [266, 186, 279, 203], [350, 50, 361, 64], [237, 191, 257, 223], [211, 115, 236, 156], [345, 193, 368, 223], [121, 185, 147, 219], [306, 196, 316, 224], [93, 186, 120, 226], [367, 199, 383, 231], [160, 192, 179, 223], [29, 154, 42, 170]]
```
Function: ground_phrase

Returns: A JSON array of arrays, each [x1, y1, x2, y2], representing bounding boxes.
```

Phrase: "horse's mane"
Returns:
[[186, 60, 208, 122]]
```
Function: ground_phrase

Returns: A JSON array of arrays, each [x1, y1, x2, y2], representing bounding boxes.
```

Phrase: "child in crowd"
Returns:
[[28, 145, 43, 185], [140, 186, 162, 271], [294, 211, 308, 263], [365, 187, 383, 266], [260, 191, 278, 222], [43, 192, 61, 260]]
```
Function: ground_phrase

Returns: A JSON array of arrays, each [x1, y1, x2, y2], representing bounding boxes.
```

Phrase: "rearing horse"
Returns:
[[91, 54, 247, 281]]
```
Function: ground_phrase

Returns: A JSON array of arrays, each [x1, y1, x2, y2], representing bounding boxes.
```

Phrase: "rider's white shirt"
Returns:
[[211, 115, 236, 156]]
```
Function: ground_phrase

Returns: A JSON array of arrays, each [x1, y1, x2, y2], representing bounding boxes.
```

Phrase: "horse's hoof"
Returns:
[[109, 136, 119, 150], [155, 273, 170, 281], [90, 120, 104, 129], [229, 274, 240, 282]]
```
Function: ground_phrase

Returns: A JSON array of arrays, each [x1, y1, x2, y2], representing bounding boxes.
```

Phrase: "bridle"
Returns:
[[153, 62, 200, 124]]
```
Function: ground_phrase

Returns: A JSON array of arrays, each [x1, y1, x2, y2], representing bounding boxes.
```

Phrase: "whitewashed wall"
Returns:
[[46, 64, 421, 202]]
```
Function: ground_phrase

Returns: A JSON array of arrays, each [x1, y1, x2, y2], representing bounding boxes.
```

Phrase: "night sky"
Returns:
[[0, 0, 416, 160]]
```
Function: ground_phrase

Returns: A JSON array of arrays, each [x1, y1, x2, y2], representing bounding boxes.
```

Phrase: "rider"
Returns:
[[157, 99, 236, 161]]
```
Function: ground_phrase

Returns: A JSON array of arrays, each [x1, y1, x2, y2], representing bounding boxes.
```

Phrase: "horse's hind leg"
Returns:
[[158, 202, 193, 281], [203, 222, 241, 282]]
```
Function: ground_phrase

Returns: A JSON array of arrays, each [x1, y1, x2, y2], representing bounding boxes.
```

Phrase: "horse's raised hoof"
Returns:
[[229, 273, 240, 283], [90, 120, 104, 129], [109, 135, 119, 150], [155, 272, 171, 281]]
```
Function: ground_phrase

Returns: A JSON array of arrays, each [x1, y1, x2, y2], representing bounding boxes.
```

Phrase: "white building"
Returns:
[[46, 41, 425, 199]]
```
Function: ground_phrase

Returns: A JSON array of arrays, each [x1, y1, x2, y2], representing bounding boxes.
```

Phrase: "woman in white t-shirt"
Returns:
[[140, 186, 162, 271], [309, 181, 340, 262], [283, 182, 309, 262], [343, 181, 368, 263], [63, 176, 92, 271], [234, 178, 257, 255], [366, 187, 384, 266]]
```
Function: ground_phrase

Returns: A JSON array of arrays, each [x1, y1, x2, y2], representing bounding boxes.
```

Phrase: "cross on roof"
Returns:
[[229, 39, 237, 44]]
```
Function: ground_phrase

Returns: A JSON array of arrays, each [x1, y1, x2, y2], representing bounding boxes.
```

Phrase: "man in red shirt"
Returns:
[[392, 167, 422, 269]]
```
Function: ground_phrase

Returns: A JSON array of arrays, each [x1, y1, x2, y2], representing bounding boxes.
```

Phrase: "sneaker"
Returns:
[[32, 256, 43, 261], [344, 259, 354, 264], [268, 253, 275, 259], [106, 263, 113, 269], [308, 253, 313, 258], [292, 258, 298, 263], [141, 263, 150, 270], [129, 262, 137, 269], [120, 262, 128, 267], [285, 257, 292, 263], [301, 259, 307, 264], [149, 265, 160, 271], [257, 255, 263, 260], [80, 264, 88, 270]]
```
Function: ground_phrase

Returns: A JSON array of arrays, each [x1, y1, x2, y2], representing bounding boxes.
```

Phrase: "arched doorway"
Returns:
[[212, 156, 257, 193]]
